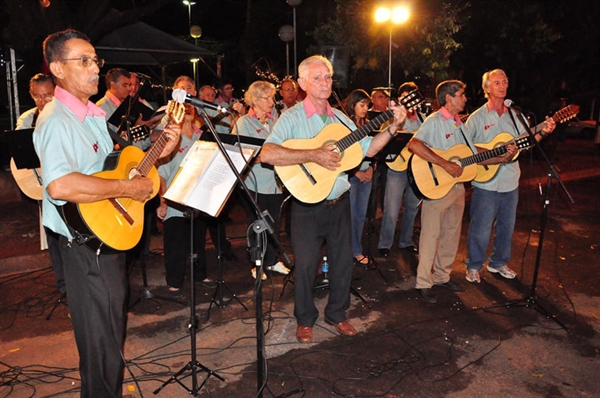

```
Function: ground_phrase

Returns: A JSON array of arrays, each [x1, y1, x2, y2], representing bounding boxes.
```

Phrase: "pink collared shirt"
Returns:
[[248, 108, 274, 121], [439, 106, 463, 125], [54, 86, 106, 123], [302, 97, 335, 119]]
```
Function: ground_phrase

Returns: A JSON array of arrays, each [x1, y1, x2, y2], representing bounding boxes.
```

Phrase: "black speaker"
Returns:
[[320, 46, 349, 89]]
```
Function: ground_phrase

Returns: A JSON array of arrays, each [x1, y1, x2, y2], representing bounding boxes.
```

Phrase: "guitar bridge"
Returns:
[[109, 198, 135, 225], [299, 163, 317, 185]]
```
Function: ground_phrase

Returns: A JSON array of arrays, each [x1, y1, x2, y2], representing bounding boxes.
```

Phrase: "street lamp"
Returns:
[[286, 0, 302, 77], [190, 26, 202, 88], [279, 25, 294, 76], [374, 4, 409, 91], [182, 0, 196, 33]]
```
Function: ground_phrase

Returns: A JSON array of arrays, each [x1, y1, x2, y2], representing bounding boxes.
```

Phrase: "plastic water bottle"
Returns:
[[321, 256, 329, 284]]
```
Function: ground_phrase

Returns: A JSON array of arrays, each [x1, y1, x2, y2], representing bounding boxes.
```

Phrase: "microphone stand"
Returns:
[[484, 108, 573, 332], [195, 106, 293, 398]]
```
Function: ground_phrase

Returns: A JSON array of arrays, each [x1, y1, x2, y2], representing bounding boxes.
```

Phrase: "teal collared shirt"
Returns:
[[33, 86, 113, 238], [232, 109, 281, 194], [466, 102, 523, 192]]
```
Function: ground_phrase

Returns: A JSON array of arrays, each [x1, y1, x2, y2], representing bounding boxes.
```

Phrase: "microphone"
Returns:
[[136, 72, 152, 81], [172, 88, 229, 114], [504, 99, 528, 114]]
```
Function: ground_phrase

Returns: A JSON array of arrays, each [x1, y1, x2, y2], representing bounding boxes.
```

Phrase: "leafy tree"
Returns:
[[308, 0, 467, 92]]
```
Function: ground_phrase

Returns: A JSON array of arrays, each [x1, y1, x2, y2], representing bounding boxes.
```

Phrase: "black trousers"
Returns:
[[59, 236, 127, 397], [45, 226, 65, 294], [163, 215, 208, 288], [291, 194, 353, 326]]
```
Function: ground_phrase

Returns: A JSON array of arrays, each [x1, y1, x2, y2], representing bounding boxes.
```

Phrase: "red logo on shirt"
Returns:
[[445, 133, 452, 139], [256, 128, 262, 134], [484, 124, 494, 130], [92, 142, 98, 152]]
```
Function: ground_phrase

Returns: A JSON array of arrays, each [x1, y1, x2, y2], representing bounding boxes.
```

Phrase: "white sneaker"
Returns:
[[251, 267, 267, 280], [487, 265, 516, 279], [466, 269, 481, 283], [266, 261, 290, 275]]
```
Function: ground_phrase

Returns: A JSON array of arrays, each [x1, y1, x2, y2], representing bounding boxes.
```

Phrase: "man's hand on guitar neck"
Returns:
[[158, 125, 182, 159], [366, 102, 407, 158]]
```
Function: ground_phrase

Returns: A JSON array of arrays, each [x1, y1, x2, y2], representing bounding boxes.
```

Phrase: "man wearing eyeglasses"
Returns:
[[33, 29, 180, 397], [16, 73, 55, 129], [277, 78, 299, 113]]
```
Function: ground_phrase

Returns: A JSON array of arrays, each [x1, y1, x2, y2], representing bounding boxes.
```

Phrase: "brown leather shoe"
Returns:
[[296, 325, 313, 343], [325, 319, 357, 336]]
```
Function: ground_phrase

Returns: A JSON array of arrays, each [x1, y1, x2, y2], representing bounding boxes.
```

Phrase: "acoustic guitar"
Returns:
[[275, 90, 424, 204], [60, 100, 185, 252], [10, 124, 151, 202], [474, 104, 579, 182], [387, 114, 470, 173], [408, 135, 532, 200]]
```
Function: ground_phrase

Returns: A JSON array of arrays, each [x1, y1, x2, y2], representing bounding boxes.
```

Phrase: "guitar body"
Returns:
[[63, 145, 160, 252], [274, 123, 364, 203], [408, 144, 477, 200], [474, 132, 520, 183], [10, 158, 43, 200], [387, 146, 412, 172]]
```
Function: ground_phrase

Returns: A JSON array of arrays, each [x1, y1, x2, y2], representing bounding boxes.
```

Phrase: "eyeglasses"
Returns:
[[281, 87, 297, 91], [31, 94, 53, 102], [60, 56, 105, 68], [259, 96, 274, 101]]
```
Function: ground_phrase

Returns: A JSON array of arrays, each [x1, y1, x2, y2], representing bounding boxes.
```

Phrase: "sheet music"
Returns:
[[164, 140, 254, 217]]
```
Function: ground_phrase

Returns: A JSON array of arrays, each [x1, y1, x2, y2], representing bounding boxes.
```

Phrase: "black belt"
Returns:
[[323, 190, 350, 206]]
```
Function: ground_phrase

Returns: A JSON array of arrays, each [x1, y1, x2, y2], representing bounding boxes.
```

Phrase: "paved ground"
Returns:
[[1, 137, 599, 397]]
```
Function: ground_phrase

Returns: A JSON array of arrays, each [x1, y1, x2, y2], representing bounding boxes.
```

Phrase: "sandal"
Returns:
[[354, 255, 369, 265]]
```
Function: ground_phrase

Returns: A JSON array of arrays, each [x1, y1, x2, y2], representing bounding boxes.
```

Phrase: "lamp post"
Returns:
[[190, 26, 202, 88], [182, 0, 196, 33], [374, 4, 409, 91], [286, 0, 302, 78], [279, 25, 294, 76]]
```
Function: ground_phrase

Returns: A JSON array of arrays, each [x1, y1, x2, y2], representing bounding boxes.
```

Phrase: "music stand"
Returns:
[[153, 210, 224, 396], [206, 221, 248, 321], [483, 110, 573, 332], [193, 103, 293, 398], [127, 247, 185, 310]]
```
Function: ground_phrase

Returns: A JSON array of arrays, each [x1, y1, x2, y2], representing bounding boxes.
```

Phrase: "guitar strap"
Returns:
[[458, 126, 478, 155]]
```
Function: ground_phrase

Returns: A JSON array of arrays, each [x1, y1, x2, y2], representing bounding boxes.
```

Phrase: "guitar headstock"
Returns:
[[514, 134, 535, 151], [398, 89, 424, 111], [130, 125, 150, 143], [552, 104, 579, 124], [166, 99, 186, 125]]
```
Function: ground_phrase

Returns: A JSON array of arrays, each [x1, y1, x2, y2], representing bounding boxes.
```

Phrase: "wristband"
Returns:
[[539, 131, 549, 138], [386, 126, 396, 139]]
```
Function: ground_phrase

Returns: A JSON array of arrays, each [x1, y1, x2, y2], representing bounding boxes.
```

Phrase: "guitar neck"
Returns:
[[137, 131, 169, 176], [461, 145, 507, 168], [337, 110, 394, 152]]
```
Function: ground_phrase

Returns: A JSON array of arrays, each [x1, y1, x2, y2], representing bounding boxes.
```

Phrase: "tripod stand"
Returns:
[[207, 222, 247, 321], [154, 210, 224, 396], [484, 173, 568, 331], [483, 109, 573, 332], [127, 249, 183, 310]]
